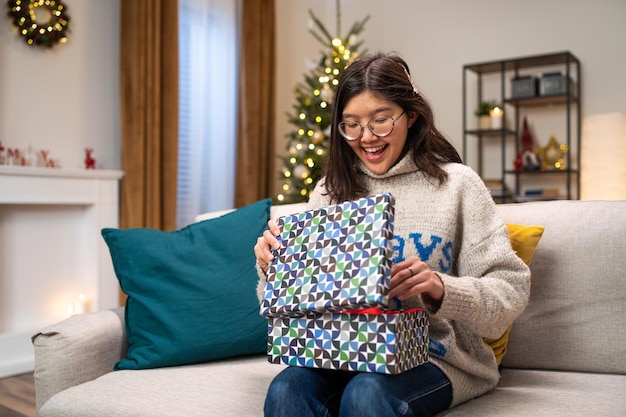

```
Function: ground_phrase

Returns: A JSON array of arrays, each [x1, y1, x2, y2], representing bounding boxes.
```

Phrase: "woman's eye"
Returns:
[[372, 117, 389, 125]]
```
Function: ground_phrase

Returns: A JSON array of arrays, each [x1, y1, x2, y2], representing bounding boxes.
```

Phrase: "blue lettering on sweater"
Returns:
[[392, 232, 453, 273], [439, 241, 453, 273], [409, 233, 442, 262], [428, 339, 448, 357], [392, 235, 406, 263]]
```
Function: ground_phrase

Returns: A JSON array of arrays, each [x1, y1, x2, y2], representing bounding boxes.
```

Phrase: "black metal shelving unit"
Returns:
[[462, 51, 581, 203]]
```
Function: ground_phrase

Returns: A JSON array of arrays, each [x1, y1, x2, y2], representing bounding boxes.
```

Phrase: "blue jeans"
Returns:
[[264, 363, 452, 417]]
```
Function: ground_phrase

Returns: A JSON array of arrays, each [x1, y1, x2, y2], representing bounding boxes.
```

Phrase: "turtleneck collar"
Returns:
[[358, 152, 420, 179]]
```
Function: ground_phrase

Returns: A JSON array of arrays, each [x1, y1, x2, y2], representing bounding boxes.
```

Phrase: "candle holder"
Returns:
[[475, 100, 499, 130], [67, 294, 91, 316], [490, 106, 503, 129]]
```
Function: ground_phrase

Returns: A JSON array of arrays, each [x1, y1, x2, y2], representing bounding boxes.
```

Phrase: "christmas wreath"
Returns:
[[7, 0, 70, 48]]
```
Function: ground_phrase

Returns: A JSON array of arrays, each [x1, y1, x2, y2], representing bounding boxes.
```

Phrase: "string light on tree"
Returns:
[[275, 6, 369, 204]]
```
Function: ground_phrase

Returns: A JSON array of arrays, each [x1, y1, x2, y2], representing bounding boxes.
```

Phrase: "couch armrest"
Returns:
[[32, 307, 127, 411]]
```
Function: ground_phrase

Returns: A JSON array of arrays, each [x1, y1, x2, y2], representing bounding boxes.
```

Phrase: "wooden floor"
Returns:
[[0, 373, 36, 417]]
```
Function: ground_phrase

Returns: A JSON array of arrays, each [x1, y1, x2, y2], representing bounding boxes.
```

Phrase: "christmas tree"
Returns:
[[275, 9, 369, 204]]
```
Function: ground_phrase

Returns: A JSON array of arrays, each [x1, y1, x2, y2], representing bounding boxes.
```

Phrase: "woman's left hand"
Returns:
[[389, 257, 444, 302]]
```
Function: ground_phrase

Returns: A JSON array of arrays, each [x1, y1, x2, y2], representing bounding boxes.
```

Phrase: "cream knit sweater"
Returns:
[[258, 153, 530, 407]]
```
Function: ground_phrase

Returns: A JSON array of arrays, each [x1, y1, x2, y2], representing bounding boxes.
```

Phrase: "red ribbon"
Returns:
[[341, 307, 425, 315]]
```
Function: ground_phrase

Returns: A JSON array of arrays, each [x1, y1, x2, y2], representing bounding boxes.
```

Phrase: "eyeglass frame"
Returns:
[[337, 111, 406, 141]]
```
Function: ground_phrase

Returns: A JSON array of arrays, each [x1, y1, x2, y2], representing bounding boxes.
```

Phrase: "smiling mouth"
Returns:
[[363, 144, 387, 156]]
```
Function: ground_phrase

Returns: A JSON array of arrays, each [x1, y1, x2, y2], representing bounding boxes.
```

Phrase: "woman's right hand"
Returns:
[[254, 219, 281, 274]]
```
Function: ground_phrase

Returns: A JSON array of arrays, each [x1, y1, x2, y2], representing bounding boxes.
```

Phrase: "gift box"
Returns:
[[267, 308, 429, 374], [261, 193, 395, 317]]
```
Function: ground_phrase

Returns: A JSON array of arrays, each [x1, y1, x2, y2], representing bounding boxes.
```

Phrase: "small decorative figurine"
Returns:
[[539, 135, 568, 171], [520, 117, 540, 171], [85, 148, 96, 170]]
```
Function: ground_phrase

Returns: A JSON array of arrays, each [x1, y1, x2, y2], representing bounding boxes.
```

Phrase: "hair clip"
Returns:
[[401, 65, 420, 97]]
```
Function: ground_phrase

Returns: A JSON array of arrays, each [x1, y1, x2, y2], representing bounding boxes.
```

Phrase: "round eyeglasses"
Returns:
[[338, 111, 406, 141]]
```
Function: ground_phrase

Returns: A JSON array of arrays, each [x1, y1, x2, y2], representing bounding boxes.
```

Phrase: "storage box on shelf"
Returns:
[[462, 51, 580, 203]]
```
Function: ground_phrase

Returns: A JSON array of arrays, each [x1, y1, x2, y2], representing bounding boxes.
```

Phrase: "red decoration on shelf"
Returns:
[[85, 148, 96, 170], [520, 117, 540, 171], [0, 143, 60, 167], [513, 150, 523, 171]]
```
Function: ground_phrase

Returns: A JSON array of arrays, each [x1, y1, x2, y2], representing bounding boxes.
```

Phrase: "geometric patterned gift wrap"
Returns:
[[267, 308, 429, 374], [261, 193, 395, 317]]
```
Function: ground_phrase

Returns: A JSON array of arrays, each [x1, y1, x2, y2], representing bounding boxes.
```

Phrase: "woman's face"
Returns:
[[341, 92, 415, 175]]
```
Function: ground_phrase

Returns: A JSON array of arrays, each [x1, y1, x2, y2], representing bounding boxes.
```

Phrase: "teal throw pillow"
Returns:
[[101, 199, 271, 370]]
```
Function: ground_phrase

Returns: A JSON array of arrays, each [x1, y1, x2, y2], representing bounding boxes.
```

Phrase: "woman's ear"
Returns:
[[407, 111, 419, 128]]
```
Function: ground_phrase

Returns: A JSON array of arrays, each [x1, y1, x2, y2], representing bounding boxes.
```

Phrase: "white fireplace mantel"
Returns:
[[0, 166, 124, 377]]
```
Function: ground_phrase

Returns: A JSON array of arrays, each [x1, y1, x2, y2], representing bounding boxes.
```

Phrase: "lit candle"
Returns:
[[490, 107, 503, 129], [71, 294, 90, 315]]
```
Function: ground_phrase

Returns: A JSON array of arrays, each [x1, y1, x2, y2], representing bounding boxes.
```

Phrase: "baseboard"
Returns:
[[0, 330, 35, 378]]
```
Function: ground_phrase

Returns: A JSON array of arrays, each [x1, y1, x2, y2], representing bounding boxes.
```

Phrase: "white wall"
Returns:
[[274, 0, 626, 194], [0, 0, 120, 170]]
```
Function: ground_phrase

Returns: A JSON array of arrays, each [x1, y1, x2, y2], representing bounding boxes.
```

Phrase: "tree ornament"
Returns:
[[311, 130, 325, 145], [7, 0, 71, 48], [293, 165, 310, 179], [320, 84, 333, 103]]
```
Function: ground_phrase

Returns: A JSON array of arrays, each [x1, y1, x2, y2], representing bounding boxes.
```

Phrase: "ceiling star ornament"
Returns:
[[7, 0, 70, 48]]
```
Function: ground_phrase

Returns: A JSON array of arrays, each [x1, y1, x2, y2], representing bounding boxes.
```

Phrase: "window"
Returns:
[[177, 0, 239, 228]]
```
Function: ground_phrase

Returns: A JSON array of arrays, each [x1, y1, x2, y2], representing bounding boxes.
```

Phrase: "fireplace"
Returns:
[[0, 166, 123, 377]]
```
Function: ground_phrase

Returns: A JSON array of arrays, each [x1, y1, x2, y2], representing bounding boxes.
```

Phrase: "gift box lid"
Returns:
[[261, 193, 395, 317]]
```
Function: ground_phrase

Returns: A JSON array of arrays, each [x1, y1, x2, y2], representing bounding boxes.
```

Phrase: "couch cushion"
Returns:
[[38, 355, 285, 417], [101, 199, 271, 370], [437, 368, 626, 416], [496, 200, 626, 374], [38, 359, 626, 417]]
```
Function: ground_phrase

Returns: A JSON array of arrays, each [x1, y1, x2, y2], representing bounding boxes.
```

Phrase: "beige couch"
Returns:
[[32, 200, 626, 416]]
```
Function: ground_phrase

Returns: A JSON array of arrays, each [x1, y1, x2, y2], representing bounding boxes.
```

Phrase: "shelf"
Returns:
[[506, 94, 578, 107], [464, 51, 577, 74], [465, 128, 516, 136], [504, 169, 579, 175], [462, 51, 581, 201]]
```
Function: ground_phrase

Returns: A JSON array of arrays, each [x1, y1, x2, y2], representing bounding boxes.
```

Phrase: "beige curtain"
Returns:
[[235, 0, 276, 207], [119, 0, 178, 232]]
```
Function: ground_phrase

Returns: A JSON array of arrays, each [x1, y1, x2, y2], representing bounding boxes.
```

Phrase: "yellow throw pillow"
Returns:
[[505, 223, 545, 266], [485, 223, 545, 366]]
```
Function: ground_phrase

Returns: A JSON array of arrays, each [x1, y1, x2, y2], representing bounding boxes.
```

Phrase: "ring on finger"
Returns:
[[407, 266, 414, 276]]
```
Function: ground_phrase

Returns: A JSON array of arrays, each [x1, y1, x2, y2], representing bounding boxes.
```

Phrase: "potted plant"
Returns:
[[475, 100, 497, 130]]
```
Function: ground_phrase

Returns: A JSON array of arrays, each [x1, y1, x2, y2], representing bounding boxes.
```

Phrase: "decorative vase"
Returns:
[[479, 115, 491, 130]]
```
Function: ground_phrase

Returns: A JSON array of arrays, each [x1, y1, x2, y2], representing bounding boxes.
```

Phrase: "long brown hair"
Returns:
[[323, 52, 462, 203]]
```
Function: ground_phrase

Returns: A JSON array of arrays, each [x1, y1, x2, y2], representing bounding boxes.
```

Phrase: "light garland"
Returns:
[[7, 0, 70, 48]]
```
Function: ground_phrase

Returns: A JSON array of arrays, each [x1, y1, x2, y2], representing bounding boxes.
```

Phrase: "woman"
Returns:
[[254, 52, 530, 417]]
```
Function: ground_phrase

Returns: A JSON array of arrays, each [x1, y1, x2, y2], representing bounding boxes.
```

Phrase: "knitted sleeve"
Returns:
[[434, 169, 531, 339]]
